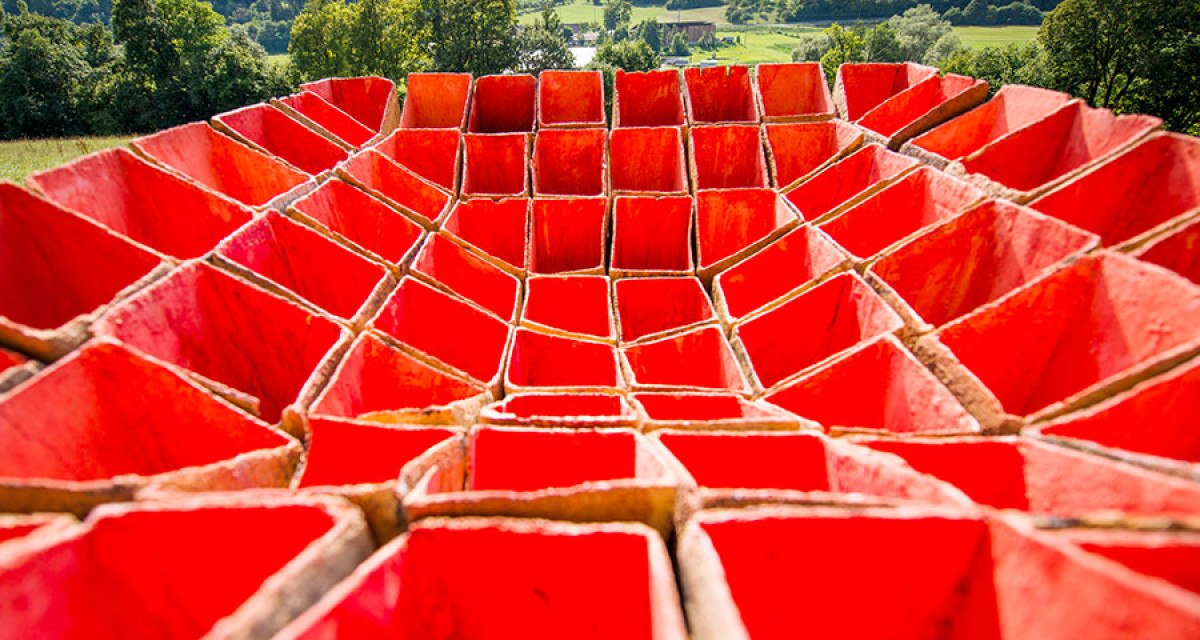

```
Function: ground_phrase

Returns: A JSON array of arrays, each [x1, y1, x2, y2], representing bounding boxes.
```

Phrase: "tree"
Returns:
[[289, 0, 356, 78], [792, 32, 831, 61], [516, 4, 573, 74], [961, 0, 990, 24], [864, 21, 902, 61], [0, 13, 94, 137], [417, 0, 516, 75], [818, 23, 865, 82], [601, 0, 629, 31], [635, 18, 660, 51], [593, 37, 658, 71], [940, 41, 1049, 94], [290, 0, 426, 80], [888, 4, 952, 62], [668, 30, 688, 56]]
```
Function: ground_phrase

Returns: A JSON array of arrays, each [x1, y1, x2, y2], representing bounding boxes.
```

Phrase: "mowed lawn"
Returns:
[[953, 25, 1039, 49], [520, 0, 732, 26], [0, 136, 132, 182], [691, 27, 821, 64]]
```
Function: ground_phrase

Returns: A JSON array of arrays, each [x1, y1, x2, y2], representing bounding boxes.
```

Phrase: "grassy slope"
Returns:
[[0, 136, 132, 183], [953, 25, 1039, 49]]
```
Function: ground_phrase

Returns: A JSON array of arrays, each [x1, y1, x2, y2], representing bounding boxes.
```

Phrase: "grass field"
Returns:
[[0, 136, 132, 183], [952, 25, 1039, 49], [520, 1, 733, 27], [690, 27, 822, 64]]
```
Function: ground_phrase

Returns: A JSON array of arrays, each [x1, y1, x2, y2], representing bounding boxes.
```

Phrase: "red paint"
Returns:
[[689, 124, 768, 189], [908, 84, 1074, 163], [615, 277, 716, 343], [763, 120, 861, 189], [132, 122, 308, 208], [522, 275, 614, 341], [95, 262, 345, 423], [610, 195, 694, 274], [213, 103, 349, 175], [399, 72, 471, 130], [835, 62, 937, 121], [856, 73, 985, 139], [683, 65, 758, 124], [301, 76, 396, 131], [29, 147, 251, 260], [441, 198, 529, 272], [634, 392, 788, 425], [538, 70, 605, 128], [765, 336, 978, 435], [339, 149, 451, 225], [506, 329, 622, 389], [623, 326, 749, 393], [371, 278, 510, 386], [713, 226, 846, 322], [609, 126, 688, 194], [482, 393, 637, 428], [411, 233, 520, 322], [288, 178, 424, 265], [655, 432, 852, 492], [296, 420, 456, 488], [614, 69, 686, 127], [784, 143, 917, 222], [533, 128, 607, 196], [372, 128, 462, 192], [462, 133, 529, 197], [1134, 216, 1200, 285], [468, 74, 536, 133], [469, 427, 642, 491], [1061, 528, 1200, 595], [0, 347, 26, 375], [530, 197, 608, 274], [278, 91, 376, 148], [818, 166, 985, 260], [735, 273, 902, 390], [755, 62, 834, 122], [696, 189, 797, 273]]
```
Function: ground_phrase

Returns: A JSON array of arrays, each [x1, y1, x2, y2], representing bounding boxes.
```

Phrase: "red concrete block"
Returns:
[[28, 147, 252, 260], [904, 84, 1075, 167], [755, 62, 834, 122], [856, 73, 989, 147], [1041, 526, 1200, 600], [818, 166, 987, 261], [712, 225, 849, 324], [337, 149, 452, 227], [480, 393, 639, 429], [860, 437, 1200, 517], [0, 184, 163, 360], [784, 143, 918, 223], [1027, 132, 1200, 249], [530, 197, 608, 275], [0, 339, 300, 515], [212, 103, 349, 175], [214, 211, 394, 325], [633, 392, 810, 432], [613, 69, 686, 128], [371, 278, 510, 390], [468, 74, 536, 133], [766, 336, 980, 436], [308, 331, 490, 426], [402, 427, 678, 534], [763, 120, 863, 190], [398, 72, 471, 130], [521, 275, 614, 342], [462, 132, 529, 198], [0, 514, 73, 547], [132, 122, 308, 209], [609, 126, 688, 195], [688, 124, 768, 190], [1133, 216, 1200, 285], [94, 261, 347, 423], [914, 252, 1200, 427], [410, 233, 521, 322], [287, 178, 424, 266], [537, 69, 605, 128], [302, 76, 399, 133], [610, 195, 694, 276], [868, 199, 1098, 333], [275, 91, 376, 148], [615, 277, 716, 344], [734, 273, 903, 392], [372, 128, 462, 192], [833, 61, 937, 121], [275, 519, 687, 640], [506, 328, 623, 392], [683, 65, 758, 124], [622, 326, 751, 394], [955, 101, 1161, 201], [533, 127, 607, 197], [695, 188, 799, 278], [0, 494, 373, 639], [441, 198, 529, 274]]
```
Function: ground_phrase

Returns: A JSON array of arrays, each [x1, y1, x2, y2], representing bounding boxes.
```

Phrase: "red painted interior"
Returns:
[[214, 103, 348, 175], [715, 226, 845, 320], [690, 125, 768, 189], [441, 198, 528, 271], [737, 274, 901, 388], [909, 85, 1073, 162], [764, 120, 860, 188], [819, 166, 985, 259], [756, 62, 833, 120], [530, 197, 607, 274], [412, 233, 519, 321], [533, 128, 606, 196], [488, 393, 631, 419], [1076, 539, 1200, 595], [468, 428, 639, 491], [341, 149, 450, 224], [659, 432, 830, 490], [1136, 218, 1200, 285], [399, 72, 471, 129], [279, 91, 376, 148], [858, 74, 982, 138], [615, 277, 715, 343], [784, 143, 917, 220], [288, 178, 424, 264], [609, 126, 688, 194], [301, 76, 395, 131], [0, 522, 44, 544], [624, 326, 746, 391], [372, 128, 462, 191], [0, 346, 26, 374], [468, 74, 536, 133], [0, 184, 159, 330], [696, 189, 795, 269], [634, 392, 764, 421], [29, 148, 251, 260], [297, 420, 454, 488], [610, 195, 693, 272], [614, 69, 685, 127], [463, 133, 528, 197], [132, 122, 307, 207], [371, 278, 509, 384], [871, 199, 1096, 327], [684, 66, 757, 124], [506, 329, 620, 389], [523, 275, 613, 339], [538, 70, 605, 127], [837, 62, 937, 121], [218, 211, 388, 320]]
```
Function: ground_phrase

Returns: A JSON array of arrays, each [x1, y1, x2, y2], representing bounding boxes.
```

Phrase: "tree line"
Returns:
[[726, 0, 1058, 25]]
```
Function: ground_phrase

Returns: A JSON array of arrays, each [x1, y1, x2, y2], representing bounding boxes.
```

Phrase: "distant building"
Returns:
[[659, 20, 716, 45]]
